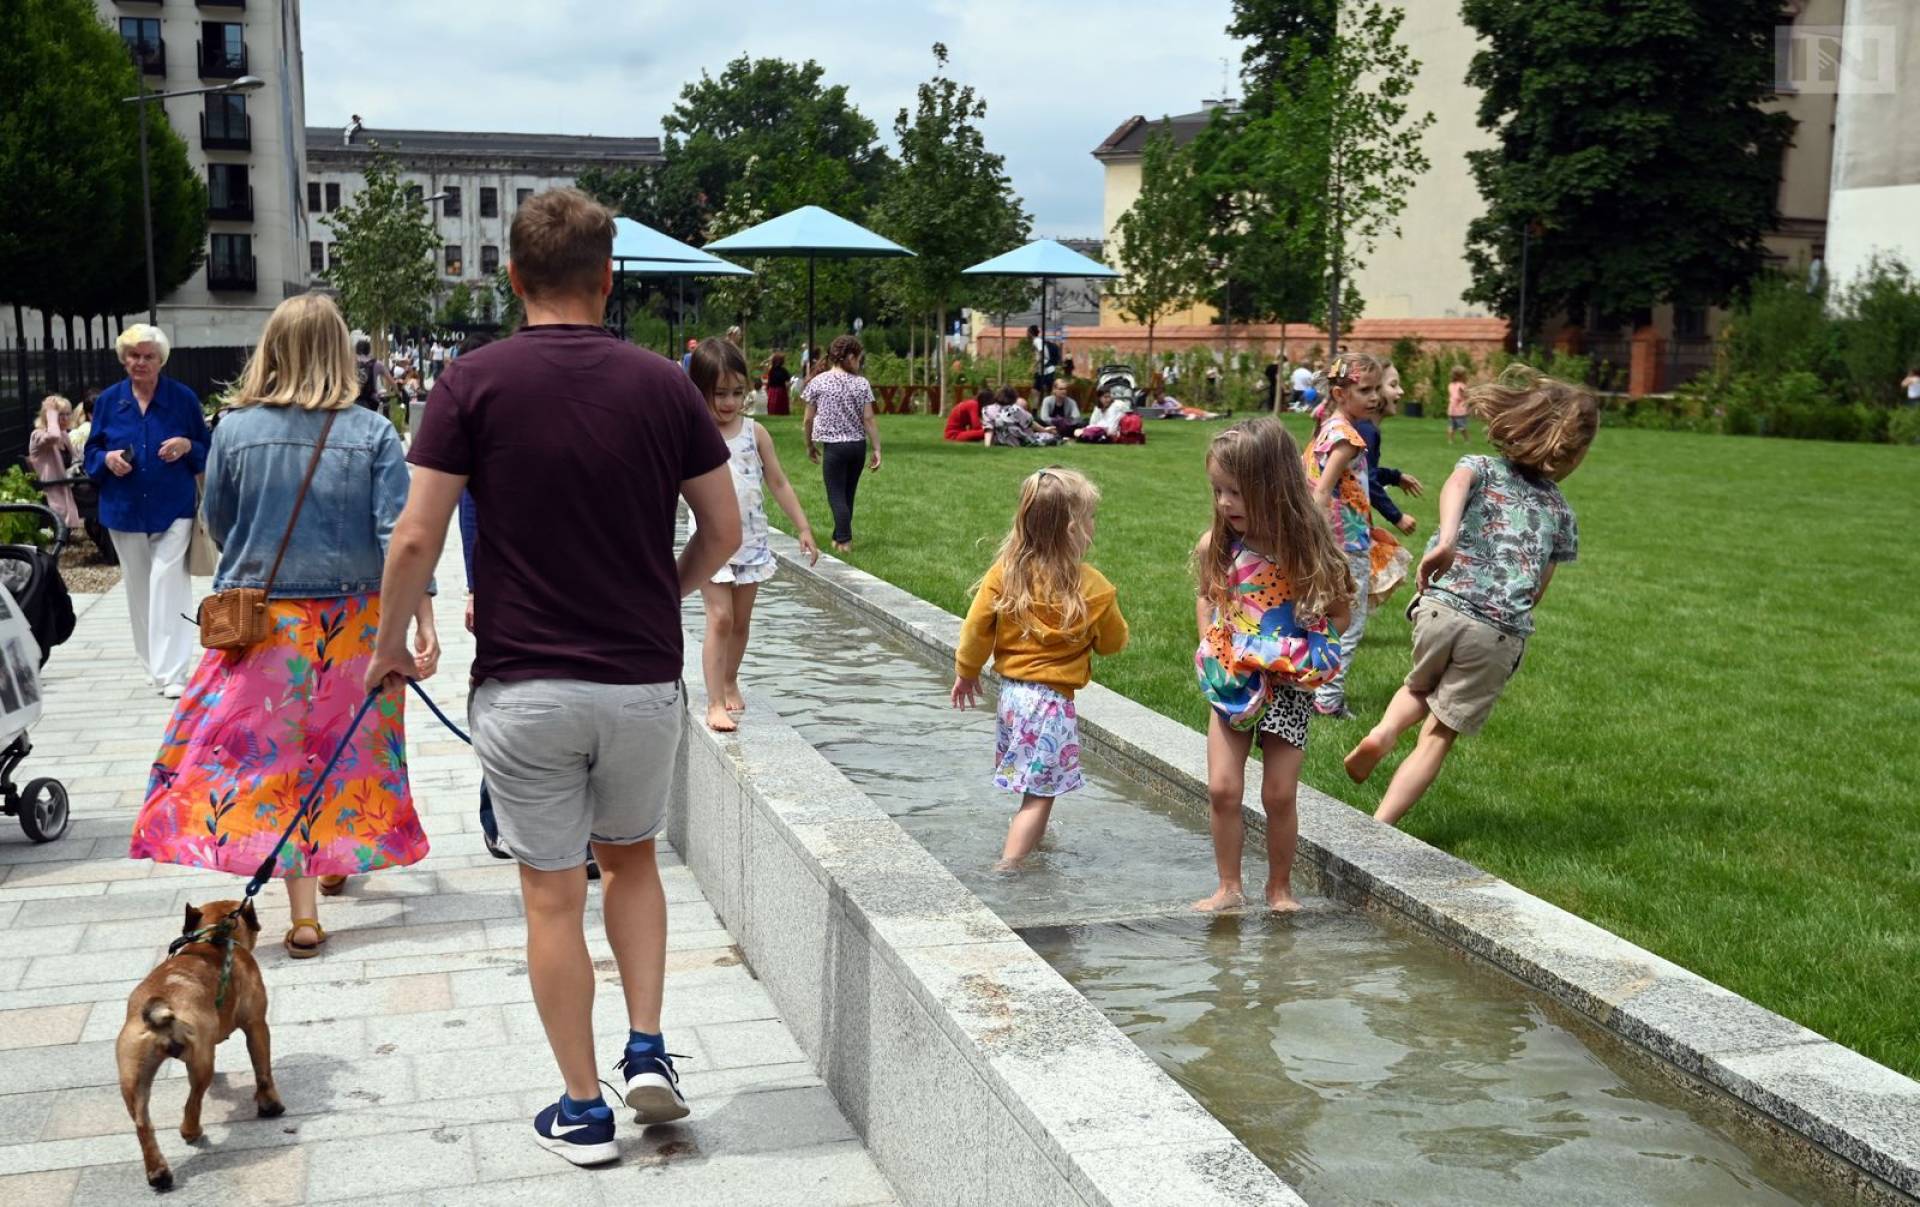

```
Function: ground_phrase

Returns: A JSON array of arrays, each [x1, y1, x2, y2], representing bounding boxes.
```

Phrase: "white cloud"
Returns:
[[303, 0, 1240, 237]]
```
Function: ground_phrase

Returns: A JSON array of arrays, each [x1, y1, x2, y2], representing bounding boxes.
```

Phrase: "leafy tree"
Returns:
[[436, 282, 473, 327], [1462, 0, 1792, 339], [490, 267, 523, 334], [1230, 0, 1337, 114], [1833, 255, 1920, 404], [1112, 130, 1207, 360], [1, 0, 203, 398], [870, 44, 1029, 405], [322, 148, 438, 356]]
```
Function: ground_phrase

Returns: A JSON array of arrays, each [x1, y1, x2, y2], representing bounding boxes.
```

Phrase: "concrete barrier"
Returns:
[[764, 531, 1920, 1203], [668, 649, 1302, 1206]]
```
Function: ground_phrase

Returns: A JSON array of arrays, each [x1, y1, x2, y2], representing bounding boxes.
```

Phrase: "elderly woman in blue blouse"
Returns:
[[83, 324, 210, 698]]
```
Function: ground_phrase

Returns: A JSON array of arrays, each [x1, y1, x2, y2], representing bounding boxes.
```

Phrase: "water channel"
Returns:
[[688, 577, 1844, 1204]]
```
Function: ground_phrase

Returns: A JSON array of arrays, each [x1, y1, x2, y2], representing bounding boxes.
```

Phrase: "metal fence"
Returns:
[[0, 338, 250, 469], [1667, 336, 1716, 388]]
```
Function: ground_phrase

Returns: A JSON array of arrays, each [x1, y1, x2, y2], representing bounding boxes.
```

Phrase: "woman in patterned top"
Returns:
[[1344, 365, 1596, 826], [801, 335, 883, 553], [689, 338, 818, 732]]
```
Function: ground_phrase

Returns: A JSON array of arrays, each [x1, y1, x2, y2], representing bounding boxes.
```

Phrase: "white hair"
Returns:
[[115, 323, 171, 365]]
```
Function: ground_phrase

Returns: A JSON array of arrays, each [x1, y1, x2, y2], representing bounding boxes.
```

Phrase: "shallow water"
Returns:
[[692, 575, 1844, 1204], [1025, 913, 1841, 1206]]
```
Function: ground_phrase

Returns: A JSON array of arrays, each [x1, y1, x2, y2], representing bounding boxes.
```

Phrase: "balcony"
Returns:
[[197, 39, 247, 80], [124, 37, 165, 76], [200, 113, 251, 151], [207, 256, 257, 292], [208, 186, 253, 222], [195, 0, 246, 7]]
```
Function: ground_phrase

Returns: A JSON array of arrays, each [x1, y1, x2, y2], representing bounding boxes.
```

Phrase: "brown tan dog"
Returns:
[[116, 899, 283, 1191]]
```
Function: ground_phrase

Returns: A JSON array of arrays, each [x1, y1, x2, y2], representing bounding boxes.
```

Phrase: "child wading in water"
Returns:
[[689, 337, 818, 732], [1306, 353, 1384, 719], [1345, 366, 1596, 824], [952, 467, 1129, 869], [1194, 419, 1351, 912]]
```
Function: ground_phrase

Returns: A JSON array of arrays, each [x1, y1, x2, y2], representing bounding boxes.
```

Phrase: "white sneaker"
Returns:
[[161, 684, 185, 700]]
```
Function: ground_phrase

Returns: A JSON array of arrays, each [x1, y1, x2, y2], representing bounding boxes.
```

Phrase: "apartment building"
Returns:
[[100, 0, 310, 344], [303, 124, 661, 302]]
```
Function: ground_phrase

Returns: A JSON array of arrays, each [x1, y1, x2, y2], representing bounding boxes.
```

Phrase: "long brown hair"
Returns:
[[983, 466, 1100, 637], [689, 336, 748, 414], [1474, 364, 1598, 478], [1197, 417, 1351, 619], [828, 334, 864, 372]]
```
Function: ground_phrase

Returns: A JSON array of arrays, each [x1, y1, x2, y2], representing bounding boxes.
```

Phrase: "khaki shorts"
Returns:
[[469, 678, 683, 871], [1404, 599, 1525, 736]]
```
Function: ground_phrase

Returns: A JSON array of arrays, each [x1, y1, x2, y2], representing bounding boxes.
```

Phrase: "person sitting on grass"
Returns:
[[1038, 378, 1085, 438], [946, 388, 989, 442], [1343, 365, 1597, 827], [952, 466, 1128, 869]]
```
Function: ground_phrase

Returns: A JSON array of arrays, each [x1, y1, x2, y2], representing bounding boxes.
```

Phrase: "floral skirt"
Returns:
[[994, 679, 1085, 798], [129, 594, 429, 879], [1368, 526, 1413, 607]]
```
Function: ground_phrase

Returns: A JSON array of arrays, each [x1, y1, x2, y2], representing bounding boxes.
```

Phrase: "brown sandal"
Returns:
[[318, 875, 349, 897], [284, 918, 327, 959]]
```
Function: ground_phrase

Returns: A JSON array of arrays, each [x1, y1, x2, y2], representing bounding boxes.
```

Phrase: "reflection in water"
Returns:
[[1028, 914, 1839, 1206], [696, 577, 1841, 1206]]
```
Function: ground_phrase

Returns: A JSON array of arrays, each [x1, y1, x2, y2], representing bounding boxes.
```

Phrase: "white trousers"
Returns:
[[110, 519, 197, 690]]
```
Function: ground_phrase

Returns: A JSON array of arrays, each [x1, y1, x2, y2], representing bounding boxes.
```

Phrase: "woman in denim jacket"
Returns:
[[130, 294, 439, 959], [83, 324, 210, 697]]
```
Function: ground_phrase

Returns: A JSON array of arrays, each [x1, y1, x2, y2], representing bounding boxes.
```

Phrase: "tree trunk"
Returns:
[[998, 315, 1007, 387], [42, 311, 59, 394], [1147, 316, 1157, 364], [936, 301, 948, 415], [12, 305, 28, 413]]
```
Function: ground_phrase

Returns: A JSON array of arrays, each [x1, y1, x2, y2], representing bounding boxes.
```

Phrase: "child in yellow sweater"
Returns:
[[952, 467, 1129, 869]]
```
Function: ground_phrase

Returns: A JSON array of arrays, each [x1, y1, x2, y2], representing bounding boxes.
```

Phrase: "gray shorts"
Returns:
[[469, 678, 684, 871]]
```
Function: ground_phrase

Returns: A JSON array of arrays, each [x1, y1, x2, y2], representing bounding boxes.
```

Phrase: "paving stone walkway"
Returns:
[[0, 538, 894, 1205]]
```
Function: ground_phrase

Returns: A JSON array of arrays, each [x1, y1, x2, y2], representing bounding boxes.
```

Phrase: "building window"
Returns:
[[208, 163, 250, 217], [328, 244, 338, 269], [307, 182, 322, 214], [309, 241, 324, 273], [1674, 306, 1708, 338], [481, 245, 499, 275], [445, 245, 464, 276], [442, 186, 462, 217], [201, 22, 245, 74], [480, 187, 498, 218], [516, 188, 533, 209], [203, 93, 247, 143], [118, 17, 161, 68], [325, 182, 340, 211], [406, 184, 422, 205], [209, 233, 253, 287]]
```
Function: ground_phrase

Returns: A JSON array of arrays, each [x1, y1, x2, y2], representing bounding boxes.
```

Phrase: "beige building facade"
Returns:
[[1094, 1, 1851, 346], [98, 0, 310, 344]]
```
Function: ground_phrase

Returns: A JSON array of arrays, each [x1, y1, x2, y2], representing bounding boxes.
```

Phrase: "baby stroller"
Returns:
[[1095, 363, 1138, 407], [0, 502, 72, 842]]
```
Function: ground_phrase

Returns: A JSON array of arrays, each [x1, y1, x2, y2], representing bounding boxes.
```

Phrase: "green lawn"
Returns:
[[755, 410, 1920, 1077]]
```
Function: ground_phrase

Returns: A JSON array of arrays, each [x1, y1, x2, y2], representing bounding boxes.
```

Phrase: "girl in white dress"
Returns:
[[689, 337, 818, 732]]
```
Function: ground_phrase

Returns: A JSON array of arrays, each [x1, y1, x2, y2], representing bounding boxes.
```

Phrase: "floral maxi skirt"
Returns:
[[129, 594, 429, 879]]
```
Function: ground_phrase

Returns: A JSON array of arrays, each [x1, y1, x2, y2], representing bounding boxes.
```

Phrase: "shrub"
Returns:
[[0, 466, 53, 547], [1833, 255, 1920, 405], [1889, 406, 1920, 446]]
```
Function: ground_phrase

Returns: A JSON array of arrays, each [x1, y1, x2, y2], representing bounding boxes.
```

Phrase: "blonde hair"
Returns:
[[35, 395, 73, 431], [1198, 418, 1352, 620], [115, 323, 170, 364], [231, 293, 359, 411], [983, 467, 1100, 637], [1473, 364, 1598, 478]]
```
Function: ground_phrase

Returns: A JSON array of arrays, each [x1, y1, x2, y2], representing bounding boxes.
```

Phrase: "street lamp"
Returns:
[[121, 75, 264, 324]]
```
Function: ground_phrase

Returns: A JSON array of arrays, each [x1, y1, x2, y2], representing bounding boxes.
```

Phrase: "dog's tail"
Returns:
[[140, 999, 192, 1057]]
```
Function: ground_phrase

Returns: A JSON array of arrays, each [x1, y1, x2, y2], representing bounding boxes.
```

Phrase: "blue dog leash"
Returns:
[[168, 679, 472, 1000]]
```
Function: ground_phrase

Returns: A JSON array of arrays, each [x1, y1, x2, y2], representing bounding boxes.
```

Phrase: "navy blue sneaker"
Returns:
[[533, 1096, 618, 1166], [616, 1048, 689, 1124]]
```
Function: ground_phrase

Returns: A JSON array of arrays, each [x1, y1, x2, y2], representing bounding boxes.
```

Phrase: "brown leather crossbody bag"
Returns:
[[197, 411, 338, 651]]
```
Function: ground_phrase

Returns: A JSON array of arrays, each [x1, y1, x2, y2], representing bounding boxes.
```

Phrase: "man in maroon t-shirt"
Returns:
[[366, 188, 740, 1166]]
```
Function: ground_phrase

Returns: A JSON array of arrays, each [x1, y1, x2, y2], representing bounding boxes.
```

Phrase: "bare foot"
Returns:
[[833, 541, 852, 554], [993, 857, 1022, 872], [705, 703, 738, 733], [1191, 886, 1245, 913], [1344, 732, 1393, 783], [1265, 881, 1303, 913], [723, 686, 746, 713]]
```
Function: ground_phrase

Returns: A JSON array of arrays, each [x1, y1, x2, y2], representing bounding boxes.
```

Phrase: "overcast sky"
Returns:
[[302, 1, 1242, 238]]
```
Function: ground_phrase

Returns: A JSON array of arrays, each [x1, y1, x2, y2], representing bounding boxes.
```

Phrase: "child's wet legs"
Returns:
[[1346, 686, 1430, 782], [998, 793, 1055, 868], [1259, 736, 1305, 912], [722, 583, 759, 713], [698, 582, 737, 732], [1195, 714, 1252, 911], [1375, 713, 1459, 826]]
